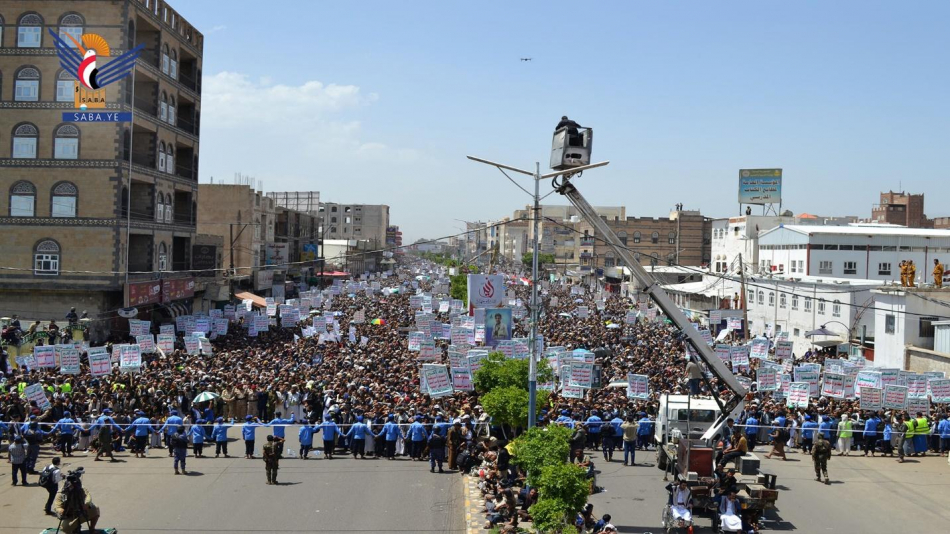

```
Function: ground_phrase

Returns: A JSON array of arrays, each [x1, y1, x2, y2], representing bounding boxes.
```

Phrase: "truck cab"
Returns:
[[654, 394, 727, 470]]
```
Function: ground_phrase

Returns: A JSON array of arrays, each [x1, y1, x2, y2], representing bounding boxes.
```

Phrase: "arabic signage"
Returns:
[[739, 168, 782, 205], [162, 277, 195, 303], [128, 280, 162, 307]]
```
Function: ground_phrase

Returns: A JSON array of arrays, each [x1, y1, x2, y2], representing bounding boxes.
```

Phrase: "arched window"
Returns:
[[34, 239, 61, 275], [633, 231, 641, 244], [17, 13, 43, 48], [53, 124, 80, 159], [164, 193, 172, 223], [158, 141, 166, 172], [757, 290, 765, 305], [779, 293, 787, 309], [667, 252, 676, 265], [633, 251, 641, 262], [832, 300, 841, 317], [168, 96, 176, 125], [162, 43, 170, 74], [169, 49, 178, 79], [818, 299, 826, 315], [617, 231, 627, 246], [651, 231, 659, 244], [668, 231, 677, 244], [768, 292, 775, 306], [12, 122, 39, 158], [166, 145, 174, 175], [604, 251, 615, 268], [14, 66, 40, 101], [156, 192, 165, 222], [159, 91, 168, 121], [51, 181, 78, 218], [158, 242, 168, 271], [10, 181, 36, 216], [56, 70, 75, 102], [791, 295, 799, 310], [58, 13, 84, 46]]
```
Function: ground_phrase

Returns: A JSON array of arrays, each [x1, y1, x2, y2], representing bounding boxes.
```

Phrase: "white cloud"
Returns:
[[208, 25, 227, 33], [200, 71, 418, 186]]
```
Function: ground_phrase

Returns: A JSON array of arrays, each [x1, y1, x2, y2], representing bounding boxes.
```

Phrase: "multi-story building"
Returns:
[[0, 0, 203, 334], [386, 225, 403, 252], [574, 208, 711, 279], [871, 190, 931, 228], [757, 225, 950, 285], [274, 205, 318, 279], [196, 184, 275, 294], [317, 202, 389, 247]]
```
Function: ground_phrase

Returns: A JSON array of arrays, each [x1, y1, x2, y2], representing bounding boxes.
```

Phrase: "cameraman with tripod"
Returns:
[[54, 467, 100, 534]]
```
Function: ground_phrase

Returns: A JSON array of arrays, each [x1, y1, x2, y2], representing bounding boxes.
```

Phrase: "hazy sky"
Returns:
[[183, 1, 950, 243]]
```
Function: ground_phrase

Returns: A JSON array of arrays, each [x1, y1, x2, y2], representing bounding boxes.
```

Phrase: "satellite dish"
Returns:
[[117, 307, 138, 319]]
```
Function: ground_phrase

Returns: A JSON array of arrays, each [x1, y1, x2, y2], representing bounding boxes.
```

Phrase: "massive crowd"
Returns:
[[2, 260, 949, 532]]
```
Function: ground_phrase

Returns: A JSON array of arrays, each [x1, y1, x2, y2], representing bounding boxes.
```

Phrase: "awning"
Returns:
[[235, 291, 266, 308], [159, 301, 192, 318]]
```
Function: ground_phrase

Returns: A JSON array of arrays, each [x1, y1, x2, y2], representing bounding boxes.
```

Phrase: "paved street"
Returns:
[[588, 447, 950, 533], [1, 437, 464, 534]]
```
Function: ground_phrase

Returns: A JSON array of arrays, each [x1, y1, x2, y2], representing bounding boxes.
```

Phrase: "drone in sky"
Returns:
[[520, 58, 532, 62]]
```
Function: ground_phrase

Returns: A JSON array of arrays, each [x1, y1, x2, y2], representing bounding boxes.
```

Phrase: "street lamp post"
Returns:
[[466, 156, 609, 428]]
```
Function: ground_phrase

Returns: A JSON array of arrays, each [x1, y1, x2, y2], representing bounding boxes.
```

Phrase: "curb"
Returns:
[[463, 474, 484, 533]]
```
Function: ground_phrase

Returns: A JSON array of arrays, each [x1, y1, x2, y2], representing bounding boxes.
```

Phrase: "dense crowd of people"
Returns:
[[2, 259, 949, 532]]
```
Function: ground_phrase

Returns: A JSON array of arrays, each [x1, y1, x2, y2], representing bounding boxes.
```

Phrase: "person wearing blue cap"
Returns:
[[298, 421, 316, 459], [318, 415, 339, 459], [51, 411, 77, 457], [191, 420, 207, 458], [243, 415, 263, 459], [129, 411, 154, 458], [637, 413, 653, 450], [586, 410, 603, 450], [212, 417, 234, 458], [375, 414, 404, 460], [21, 417, 48, 474], [268, 411, 295, 440], [158, 410, 184, 457], [344, 415, 369, 459], [408, 415, 428, 461], [800, 415, 819, 454]]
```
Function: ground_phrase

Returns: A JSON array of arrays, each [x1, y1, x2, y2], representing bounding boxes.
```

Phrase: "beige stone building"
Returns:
[[0, 0, 203, 335]]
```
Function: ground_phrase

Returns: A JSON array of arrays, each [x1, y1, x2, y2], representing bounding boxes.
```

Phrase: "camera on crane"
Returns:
[[550, 116, 592, 171]]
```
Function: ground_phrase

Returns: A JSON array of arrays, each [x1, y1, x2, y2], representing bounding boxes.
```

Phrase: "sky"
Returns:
[[180, 1, 950, 243]]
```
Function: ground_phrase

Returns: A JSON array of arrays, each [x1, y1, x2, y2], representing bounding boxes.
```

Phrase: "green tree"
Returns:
[[450, 273, 467, 302], [473, 352, 554, 395], [523, 252, 556, 266], [479, 386, 550, 433], [511, 425, 572, 486]]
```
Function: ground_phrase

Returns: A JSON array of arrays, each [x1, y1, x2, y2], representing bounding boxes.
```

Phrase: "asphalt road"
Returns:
[[1, 436, 464, 534], [587, 446, 950, 533]]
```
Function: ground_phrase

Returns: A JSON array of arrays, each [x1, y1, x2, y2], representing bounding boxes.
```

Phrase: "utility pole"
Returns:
[[527, 162, 541, 428], [739, 252, 749, 341]]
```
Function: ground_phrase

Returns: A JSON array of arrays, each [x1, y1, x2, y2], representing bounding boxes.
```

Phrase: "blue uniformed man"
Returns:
[[318, 415, 339, 459], [51, 411, 77, 457]]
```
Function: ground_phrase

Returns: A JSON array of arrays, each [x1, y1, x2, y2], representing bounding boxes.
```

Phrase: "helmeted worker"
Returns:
[[907, 260, 917, 287], [899, 260, 908, 287], [934, 259, 944, 288]]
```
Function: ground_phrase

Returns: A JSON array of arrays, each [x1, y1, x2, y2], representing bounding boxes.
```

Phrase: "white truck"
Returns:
[[654, 394, 736, 471]]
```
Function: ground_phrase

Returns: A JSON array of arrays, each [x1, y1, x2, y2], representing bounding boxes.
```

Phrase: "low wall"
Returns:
[[905, 345, 950, 375]]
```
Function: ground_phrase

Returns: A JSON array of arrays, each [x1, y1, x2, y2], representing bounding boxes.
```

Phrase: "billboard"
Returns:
[[127, 280, 162, 307], [739, 168, 782, 205], [467, 274, 504, 312], [162, 277, 195, 303], [484, 308, 512, 348], [301, 243, 319, 262], [192, 245, 217, 275], [264, 243, 290, 267]]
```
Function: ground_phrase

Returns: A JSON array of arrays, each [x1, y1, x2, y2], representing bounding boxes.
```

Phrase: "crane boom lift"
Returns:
[[553, 174, 747, 442]]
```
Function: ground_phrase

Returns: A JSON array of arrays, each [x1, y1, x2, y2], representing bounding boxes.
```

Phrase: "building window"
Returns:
[[633, 231, 641, 244], [170, 50, 178, 79], [779, 293, 787, 308], [796, 260, 804, 273], [818, 261, 833, 275], [58, 14, 84, 46], [158, 242, 168, 271], [51, 181, 78, 218], [651, 231, 659, 244], [617, 231, 627, 246], [12, 123, 39, 158], [14, 66, 40, 101], [843, 261, 857, 275], [791, 295, 799, 310], [56, 70, 76, 102], [878, 262, 891, 276], [34, 239, 60, 275], [158, 142, 166, 171], [604, 254, 615, 268], [748, 289, 754, 306], [166, 146, 174, 174], [805, 297, 812, 312], [162, 43, 170, 74], [255, 219, 261, 239], [832, 300, 841, 317], [768, 292, 775, 306], [156, 195, 164, 222], [164, 194, 172, 223], [818, 299, 826, 315], [18, 13, 43, 48], [668, 231, 676, 245], [168, 96, 176, 125], [53, 124, 80, 159], [10, 181, 37, 216], [160, 91, 168, 120], [885, 314, 896, 334], [757, 290, 764, 305]]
